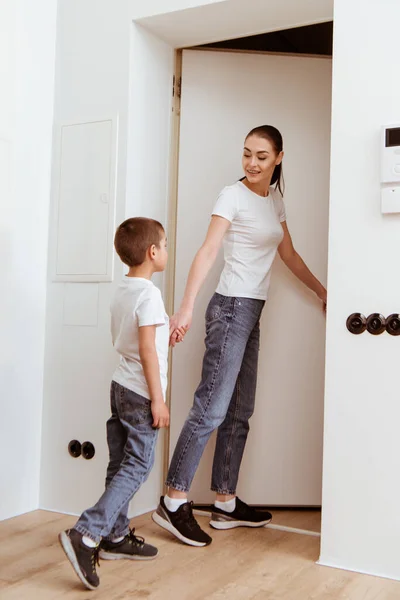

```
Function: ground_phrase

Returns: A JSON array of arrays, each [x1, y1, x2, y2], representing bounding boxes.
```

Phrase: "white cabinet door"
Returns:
[[170, 49, 331, 505], [54, 118, 117, 282]]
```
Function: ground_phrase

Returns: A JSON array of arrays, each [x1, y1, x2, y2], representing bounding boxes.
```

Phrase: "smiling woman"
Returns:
[[152, 124, 327, 547]]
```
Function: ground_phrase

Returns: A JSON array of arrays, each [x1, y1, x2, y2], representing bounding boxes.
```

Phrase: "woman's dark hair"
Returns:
[[243, 125, 285, 196]]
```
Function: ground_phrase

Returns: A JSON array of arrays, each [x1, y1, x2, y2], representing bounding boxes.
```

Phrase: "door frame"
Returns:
[[163, 48, 183, 487]]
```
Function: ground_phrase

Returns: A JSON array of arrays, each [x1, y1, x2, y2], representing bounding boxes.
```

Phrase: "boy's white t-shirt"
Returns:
[[111, 277, 169, 401], [212, 180, 286, 301]]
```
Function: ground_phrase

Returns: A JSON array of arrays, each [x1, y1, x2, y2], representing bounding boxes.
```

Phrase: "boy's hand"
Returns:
[[151, 400, 170, 429], [171, 325, 188, 346]]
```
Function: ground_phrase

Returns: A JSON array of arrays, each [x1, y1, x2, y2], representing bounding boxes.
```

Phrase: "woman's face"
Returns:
[[242, 135, 283, 185]]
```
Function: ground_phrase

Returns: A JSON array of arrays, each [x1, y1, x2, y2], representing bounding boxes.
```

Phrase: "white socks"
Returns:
[[82, 534, 124, 547], [164, 495, 236, 513], [164, 495, 187, 512], [82, 536, 98, 548], [214, 497, 236, 513]]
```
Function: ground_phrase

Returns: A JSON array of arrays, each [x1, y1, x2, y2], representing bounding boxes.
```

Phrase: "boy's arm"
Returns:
[[138, 325, 169, 429]]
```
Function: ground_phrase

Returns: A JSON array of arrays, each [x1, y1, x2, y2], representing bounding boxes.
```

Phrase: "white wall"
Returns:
[[0, 0, 57, 521], [320, 0, 400, 581], [40, 3, 174, 517], [138, 0, 333, 47], [130, 0, 224, 20], [40, 0, 131, 516]]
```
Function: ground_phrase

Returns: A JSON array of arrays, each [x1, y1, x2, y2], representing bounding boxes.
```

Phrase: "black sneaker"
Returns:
[[152, 496, 212, 547], [58, 529, 100, 590], [210, 497, 272, 529], [99, 528, 158, 561]]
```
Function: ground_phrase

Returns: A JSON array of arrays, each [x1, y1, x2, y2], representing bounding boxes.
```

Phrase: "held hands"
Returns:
[[169, 310, 192, 347], [151, 400, 170, 429]]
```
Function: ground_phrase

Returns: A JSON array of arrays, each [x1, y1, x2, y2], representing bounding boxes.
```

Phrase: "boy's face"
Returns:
[[152, 235, 168, 272]]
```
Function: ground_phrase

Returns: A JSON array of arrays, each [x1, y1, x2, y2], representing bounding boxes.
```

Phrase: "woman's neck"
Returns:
[[241, 177, 270, 197]]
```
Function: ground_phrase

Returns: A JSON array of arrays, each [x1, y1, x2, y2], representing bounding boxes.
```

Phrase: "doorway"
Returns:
[[166, 41, 332, 531]]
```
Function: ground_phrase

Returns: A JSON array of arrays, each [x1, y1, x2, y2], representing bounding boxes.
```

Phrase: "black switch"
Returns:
[[346, 313, 367, 334], [81, 441, 95, 460], [386, 314, 400, 336], [366, 313, 386, 335], [68, 440, 81, 458]]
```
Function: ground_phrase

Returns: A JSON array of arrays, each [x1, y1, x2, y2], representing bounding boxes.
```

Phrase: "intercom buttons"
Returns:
[[366, 313, 386, 335], [346, 313, 367, 335], [386, 313, 400, 336]]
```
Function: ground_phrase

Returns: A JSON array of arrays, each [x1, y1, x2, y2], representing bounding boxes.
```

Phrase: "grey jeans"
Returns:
[[75, 382, 158, 543], [166, 293, 265, 495]]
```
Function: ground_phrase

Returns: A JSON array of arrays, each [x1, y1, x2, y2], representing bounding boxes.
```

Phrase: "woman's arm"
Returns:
[[278, 221, 327, 306], [170, 215, 230, 344]]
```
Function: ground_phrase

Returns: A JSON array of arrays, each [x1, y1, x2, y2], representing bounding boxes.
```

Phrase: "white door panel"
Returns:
[[170, 50, 331, 505]]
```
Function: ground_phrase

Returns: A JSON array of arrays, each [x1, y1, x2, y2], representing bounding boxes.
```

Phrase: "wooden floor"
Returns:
[[260, 508, 320, 533], [0, 509, 399, 599]]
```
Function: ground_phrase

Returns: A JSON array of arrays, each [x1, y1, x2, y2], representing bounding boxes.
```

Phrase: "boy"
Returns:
[[59, 217, 185, 590]]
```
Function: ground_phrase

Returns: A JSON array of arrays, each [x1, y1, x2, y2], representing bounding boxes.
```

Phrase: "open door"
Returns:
[[169, 49, 331, 506]]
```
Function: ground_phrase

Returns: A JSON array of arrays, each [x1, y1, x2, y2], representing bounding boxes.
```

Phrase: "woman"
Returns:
[[152, 125, 327, 547]]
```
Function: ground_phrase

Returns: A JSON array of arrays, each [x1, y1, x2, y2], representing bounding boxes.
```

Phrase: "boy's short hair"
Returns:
[[114, 217, 165, 267]]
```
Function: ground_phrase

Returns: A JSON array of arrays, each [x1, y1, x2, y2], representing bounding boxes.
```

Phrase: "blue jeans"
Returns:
[[166, 293, 265, 495], [75, 382, 158, 543]]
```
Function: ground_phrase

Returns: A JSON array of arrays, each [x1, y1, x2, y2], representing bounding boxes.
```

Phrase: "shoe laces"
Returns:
[[127, 528, 145, 547], [91, 545, 100, 571], [179, 502, 203, 532]]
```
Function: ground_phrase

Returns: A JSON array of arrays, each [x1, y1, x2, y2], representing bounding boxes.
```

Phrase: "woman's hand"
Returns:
[[169, 310, 192, 347], [318, 288, 327, 313]]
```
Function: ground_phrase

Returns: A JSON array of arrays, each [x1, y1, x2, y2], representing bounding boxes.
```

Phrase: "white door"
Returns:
[[169, 49, 331, 506]]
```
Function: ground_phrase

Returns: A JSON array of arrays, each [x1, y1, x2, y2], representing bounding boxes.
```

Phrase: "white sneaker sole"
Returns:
[[98, 550, 158, 561], [151, 510, 210, 547], [209, 518, 272, 530], [58, 531, 98, 591]]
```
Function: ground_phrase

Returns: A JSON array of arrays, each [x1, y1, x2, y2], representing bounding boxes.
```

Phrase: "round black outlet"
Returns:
[[346, 313, 367, 334], [366, 313, 386, 335], [68, 440, 81, 458], [81, 441, 95, 460], [386, 313, 400, 336]]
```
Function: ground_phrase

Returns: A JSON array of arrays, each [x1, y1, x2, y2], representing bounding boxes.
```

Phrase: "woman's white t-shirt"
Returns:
[[111, 277, 169, 400], [212, 180, 286, 301]]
